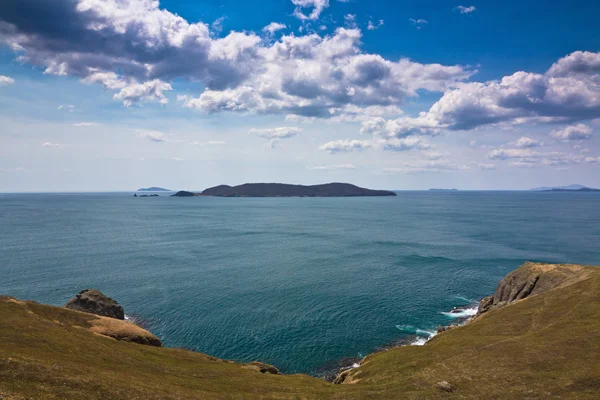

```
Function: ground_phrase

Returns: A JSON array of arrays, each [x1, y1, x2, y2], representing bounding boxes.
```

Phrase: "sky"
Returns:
[[0, 0, 599, 191]]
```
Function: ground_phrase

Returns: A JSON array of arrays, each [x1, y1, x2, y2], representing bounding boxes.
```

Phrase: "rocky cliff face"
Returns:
[[477, 262, 588, 316], [65, 289, 125, 319]]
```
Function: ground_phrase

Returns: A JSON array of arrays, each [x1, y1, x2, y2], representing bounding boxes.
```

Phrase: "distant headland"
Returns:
[[172, 183, 396, 197], [428, 188, 458, 192], [137, 187, 172, 192], [530, 184, 599, 192]]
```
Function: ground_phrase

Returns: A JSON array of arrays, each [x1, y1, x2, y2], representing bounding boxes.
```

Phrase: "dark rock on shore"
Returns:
[[247, 362, 279, 374], [476, 262, 588, 317], [64, 289, 125, 320]]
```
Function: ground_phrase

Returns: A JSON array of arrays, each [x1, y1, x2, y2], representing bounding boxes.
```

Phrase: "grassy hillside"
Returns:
[[1, 263, 599, 399]]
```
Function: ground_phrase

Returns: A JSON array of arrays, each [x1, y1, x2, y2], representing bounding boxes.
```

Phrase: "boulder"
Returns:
[[65, 289, 125, 320], [246, 362, 279, 374], [435, 381, 456, 392]]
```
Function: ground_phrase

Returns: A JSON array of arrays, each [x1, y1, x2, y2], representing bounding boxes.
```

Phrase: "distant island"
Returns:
[[541, 187, 600, 192], [530, 184, 592, 191], [172, 183, 396, 197], [428, 188, 458, 192], [137, 187, 172, 192]]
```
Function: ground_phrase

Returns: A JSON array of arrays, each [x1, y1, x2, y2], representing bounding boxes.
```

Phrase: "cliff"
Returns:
[[1, 262, 599, 399]]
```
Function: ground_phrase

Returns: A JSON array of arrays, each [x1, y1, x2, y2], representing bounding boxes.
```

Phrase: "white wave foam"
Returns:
[[395, 324, 437, 346], [441, 305, 478, 319]]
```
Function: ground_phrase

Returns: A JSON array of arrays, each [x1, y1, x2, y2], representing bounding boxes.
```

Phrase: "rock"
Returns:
[[246, 362, 279, 374], [65, 289, 125, 320], [476, 262, 588, 317], [435, 381, 456, 392], [437, 325, 447, 333], [333, 369, 351, 384]]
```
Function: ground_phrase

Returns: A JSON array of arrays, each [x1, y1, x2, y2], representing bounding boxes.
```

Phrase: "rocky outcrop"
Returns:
[[476, 262, 588, 316], [65, 289, 125, 320], [246, 362, 279, 374], [89, 315, 162, 347]]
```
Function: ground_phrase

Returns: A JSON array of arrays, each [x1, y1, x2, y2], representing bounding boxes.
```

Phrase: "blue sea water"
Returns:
[[1, 191, 599, 375]]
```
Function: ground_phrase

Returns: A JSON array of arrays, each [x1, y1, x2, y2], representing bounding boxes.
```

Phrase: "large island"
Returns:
[[172, 183, 396, 197]]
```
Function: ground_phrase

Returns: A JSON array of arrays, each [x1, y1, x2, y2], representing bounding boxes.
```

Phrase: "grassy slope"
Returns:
[[1, 263, 599, 399]]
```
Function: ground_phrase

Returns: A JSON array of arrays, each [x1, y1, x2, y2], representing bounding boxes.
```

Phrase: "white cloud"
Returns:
[[136, 130, 167, 143], [385, 51, 600, 132], [211, 16, 227, 36], [262, 22, 286, 35], [72, 122, 102, 127], [1, 1, 472, 115], [409, 18, 428, 29], [250, 127, 302, 139], [0, 75, 15, 86], [379, 136, 431, 151], [319, 139, 371, 153], [456, 6, 477, 14], [58, 104, 75, 112], [291, 0, 330, 21], [383, 160, 468, 174], [42, 142, 62, 147], [344, 14, 357, 28], [367, 19, 384, 31], [510, 136, 542, 148], [250, 126, 302, 148], [551, 124, 593, 141], [307, 164, 356, 170], [0, 167, 27, 173], [487, 146, 600, 168]]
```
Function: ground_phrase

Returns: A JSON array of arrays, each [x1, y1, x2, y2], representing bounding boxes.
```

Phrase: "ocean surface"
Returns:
[[1, 191, 599, 375]]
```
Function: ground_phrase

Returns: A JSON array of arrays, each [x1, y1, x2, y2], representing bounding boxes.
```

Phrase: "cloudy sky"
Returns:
[[1, 0, 599, 191]]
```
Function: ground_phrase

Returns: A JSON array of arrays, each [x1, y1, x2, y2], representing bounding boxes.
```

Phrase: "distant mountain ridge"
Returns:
[[529, 184, 589, 191], [137, 187, 171, 192], [173, 183, 396, 197]]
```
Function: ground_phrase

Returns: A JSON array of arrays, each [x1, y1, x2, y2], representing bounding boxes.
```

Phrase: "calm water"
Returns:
[[1, 191, 599, 374]]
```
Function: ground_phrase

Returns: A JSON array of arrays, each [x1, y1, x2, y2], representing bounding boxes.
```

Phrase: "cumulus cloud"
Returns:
[[456, 6, 477, 14], [263, 22, 286, 35], [1, 0, 472, 115], [136, 130, 167, 142], [0, 75, 15, 85], [180, 29, 472, 118], [377, 51, 600, 133], [291, 0, 330, 21], [319, 139, 371, 153], [307, 164, 356, 170], [551, 124, 593, 141], [510, 136, 542, 148], [320, 136, 431, 153]]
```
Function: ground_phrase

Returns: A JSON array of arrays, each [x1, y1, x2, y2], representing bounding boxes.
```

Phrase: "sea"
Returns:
[[1, 191, 599, 376]]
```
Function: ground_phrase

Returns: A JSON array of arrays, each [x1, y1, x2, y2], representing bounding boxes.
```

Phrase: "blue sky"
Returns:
[[1, 0, 599, 191]]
